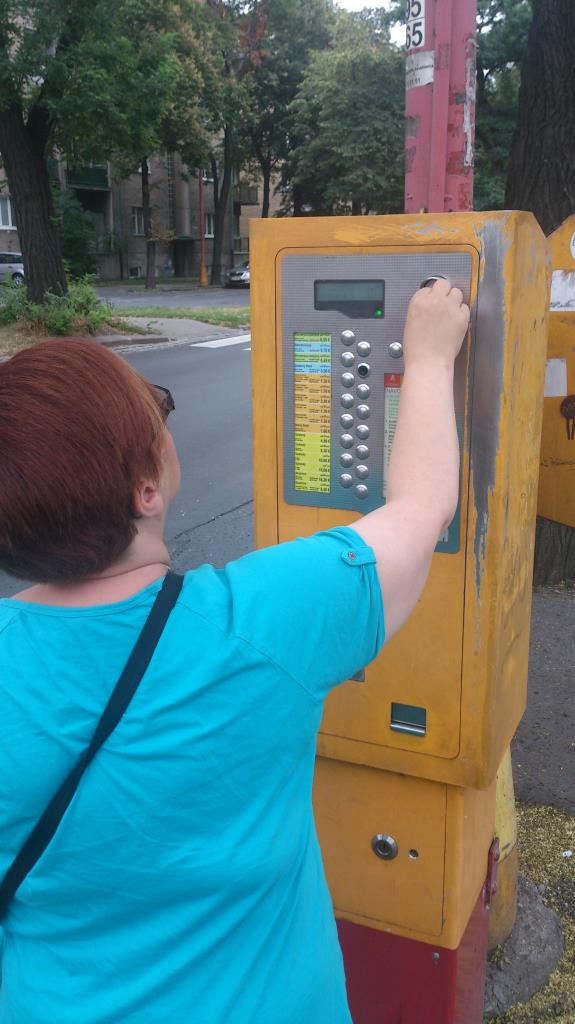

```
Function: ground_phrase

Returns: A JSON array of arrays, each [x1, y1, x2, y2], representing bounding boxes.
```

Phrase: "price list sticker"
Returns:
[[382, 373, 403, 499], [293, 333, 332, 493]]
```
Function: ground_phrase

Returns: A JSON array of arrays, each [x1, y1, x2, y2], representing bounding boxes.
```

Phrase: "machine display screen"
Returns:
[[314, 280, 385, 318]]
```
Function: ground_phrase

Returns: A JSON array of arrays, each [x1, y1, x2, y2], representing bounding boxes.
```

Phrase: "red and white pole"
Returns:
[[404, 0, 477, 213]]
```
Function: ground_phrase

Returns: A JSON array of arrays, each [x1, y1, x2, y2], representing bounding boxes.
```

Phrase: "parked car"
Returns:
[[0, 253, 25, 286], [225, 261, 250, 288]]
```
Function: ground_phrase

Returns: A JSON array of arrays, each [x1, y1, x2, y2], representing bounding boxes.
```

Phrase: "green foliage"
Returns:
[[285, 11, 405, 215], [0, 283, 28, 327], [52, 188, 97, 279], [474, 0, 532, 210], [0, 278, 110, 335], [238, 0, 335, 208]]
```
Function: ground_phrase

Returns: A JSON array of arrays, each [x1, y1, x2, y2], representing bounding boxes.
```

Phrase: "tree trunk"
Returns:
[[0, 104, 67, 302], [351, 199, 362, 216], [211, 127, 233, 286], [506, 0, 575, 586], [505, 0, 575, 234], [141, 158, 156, 290], [533, 518, 575, 586]]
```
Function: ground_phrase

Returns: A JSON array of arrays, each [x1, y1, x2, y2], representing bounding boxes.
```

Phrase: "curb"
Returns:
[[97, 333, 170, 347]]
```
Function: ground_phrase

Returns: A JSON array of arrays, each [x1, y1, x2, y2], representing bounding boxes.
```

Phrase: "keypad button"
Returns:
[[340, 433, 354, 449], [357, 384, 370, 400], [341, 393, 354, 409], [341, 372, 355, 388], [356, 444, 369, 460], [340, 413, 354, 429], [356, 464, 369, 480], [340, 473, 354, 488], [355, 484, 369, 500], [340, 453, 353, 468], [341, 351, 355, 367], [357, 404, 370, 420], [356, 424, 370, 440], [357, 363, 371, 378], [357, 341, 371, 357], [341, 330, 356, 344]]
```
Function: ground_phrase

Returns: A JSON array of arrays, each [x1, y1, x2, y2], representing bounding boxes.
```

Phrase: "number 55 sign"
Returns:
[[406, 0, 426, 50]]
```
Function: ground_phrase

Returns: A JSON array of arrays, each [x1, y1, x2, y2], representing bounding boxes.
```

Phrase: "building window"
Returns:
[[0, 197, 16, 230], [205, 212, 215, 238], [131, 207, 145, 236]]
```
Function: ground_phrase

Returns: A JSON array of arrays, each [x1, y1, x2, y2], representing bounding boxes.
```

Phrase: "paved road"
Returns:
[[98, 285, 250, 310]]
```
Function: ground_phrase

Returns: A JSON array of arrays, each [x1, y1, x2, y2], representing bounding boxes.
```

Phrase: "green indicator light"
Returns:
[[374, 309, 383, 318]]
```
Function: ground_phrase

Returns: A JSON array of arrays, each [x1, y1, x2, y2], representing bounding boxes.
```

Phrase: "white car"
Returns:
[[225, 261, 250, 288], [0, 253, 25, 286]]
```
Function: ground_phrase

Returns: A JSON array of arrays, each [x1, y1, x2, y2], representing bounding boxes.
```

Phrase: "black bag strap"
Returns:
[[0, 570, 184, 922]]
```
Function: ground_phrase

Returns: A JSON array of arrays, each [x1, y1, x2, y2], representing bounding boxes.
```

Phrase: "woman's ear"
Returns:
[[132, 478, 165, 519]]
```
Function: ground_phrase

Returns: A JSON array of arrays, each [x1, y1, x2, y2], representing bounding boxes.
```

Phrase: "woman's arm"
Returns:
[[352, 278, 470, 641]]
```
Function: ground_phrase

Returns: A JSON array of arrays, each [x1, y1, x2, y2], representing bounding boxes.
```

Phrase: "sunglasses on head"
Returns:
[[152, 384, 175, 422]]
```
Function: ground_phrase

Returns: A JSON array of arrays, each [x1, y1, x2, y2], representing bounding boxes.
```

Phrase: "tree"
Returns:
[[201, 0, 262, 284], [0, 0, 208, 302], [52, 188, 97, 279], [241, 0, 334, 218], [474, 0, 531, 210], [285, 10, 404, 217], [505, 0, 575, 585]]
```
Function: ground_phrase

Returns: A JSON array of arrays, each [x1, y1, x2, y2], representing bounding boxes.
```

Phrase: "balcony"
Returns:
[[233, 183, 259, 206], [66, 165, 110, 190]]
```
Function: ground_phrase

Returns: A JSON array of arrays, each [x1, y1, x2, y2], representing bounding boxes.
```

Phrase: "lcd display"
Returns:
[[314, 280, 385, 318], [315, 281, 384, 303]]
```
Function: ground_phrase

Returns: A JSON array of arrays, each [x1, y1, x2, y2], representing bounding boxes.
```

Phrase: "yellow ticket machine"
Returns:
[[250, 212, 550, 1023], [538, 215, 575, 528]]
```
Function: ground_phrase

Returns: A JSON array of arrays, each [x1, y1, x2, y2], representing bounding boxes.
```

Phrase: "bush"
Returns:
[[0, 283, 28, 327], [52, 187, 97, 278], [0, 277, 111, 335]]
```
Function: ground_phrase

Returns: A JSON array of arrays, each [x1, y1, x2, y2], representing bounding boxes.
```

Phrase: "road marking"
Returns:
[[192, 334, 251, 349]]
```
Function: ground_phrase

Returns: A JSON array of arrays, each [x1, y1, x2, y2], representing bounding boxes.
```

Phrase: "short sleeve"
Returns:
[[223, 526, 385, 702]]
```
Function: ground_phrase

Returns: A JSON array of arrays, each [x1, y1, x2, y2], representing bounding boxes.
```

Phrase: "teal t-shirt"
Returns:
[[0, 527, 384, 1023]]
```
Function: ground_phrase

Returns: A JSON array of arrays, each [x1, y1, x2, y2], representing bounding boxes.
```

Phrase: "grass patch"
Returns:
[[113, 306, 250, 330]]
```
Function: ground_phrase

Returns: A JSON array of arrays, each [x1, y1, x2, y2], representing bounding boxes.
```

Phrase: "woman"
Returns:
[[0, 281, 468, 1023]]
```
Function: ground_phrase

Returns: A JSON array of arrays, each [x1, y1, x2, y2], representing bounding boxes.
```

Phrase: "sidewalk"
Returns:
[[100, 316, 246, 349]]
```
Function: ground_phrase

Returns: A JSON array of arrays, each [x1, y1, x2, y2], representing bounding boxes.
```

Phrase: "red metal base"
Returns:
[[338, 885, 490, 1024]]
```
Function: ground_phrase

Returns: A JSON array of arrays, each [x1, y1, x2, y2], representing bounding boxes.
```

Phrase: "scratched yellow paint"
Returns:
[[250, 212, 549, 946], [538, 215, 575, 528]]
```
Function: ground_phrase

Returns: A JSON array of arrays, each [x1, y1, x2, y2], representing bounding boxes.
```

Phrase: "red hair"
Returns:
[[0, 339, 165, 582]]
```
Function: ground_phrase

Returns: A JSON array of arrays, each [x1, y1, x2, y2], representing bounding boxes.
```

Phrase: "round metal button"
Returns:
[[371, 834, 398, 860], [341, 351, 355, 367], [340, 453, 353, 468], [357, 363, 371, 378], [357, 341, 371, 357], [340, 473, 354, 488], [357, 404, 370, 420], [356, 464, 369, 480], [356, 424, 370, 440], [355, 484, 369, 500], [340, 413, 354, 429], [341, 372, 355, 388], [341, 330, 356, 344], [356, 444, 369, 460], [389, 342, 403, 359], [340, 433, 354, 449], [341, 393, 354, 409], [357, 384, 370, 400]]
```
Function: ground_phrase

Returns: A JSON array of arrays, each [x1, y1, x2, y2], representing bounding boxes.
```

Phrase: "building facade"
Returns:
[[0, 153, 268, 283]]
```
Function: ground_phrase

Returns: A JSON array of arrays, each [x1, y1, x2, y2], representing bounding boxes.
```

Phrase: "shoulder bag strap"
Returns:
[[0, 570, 184, 922]]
